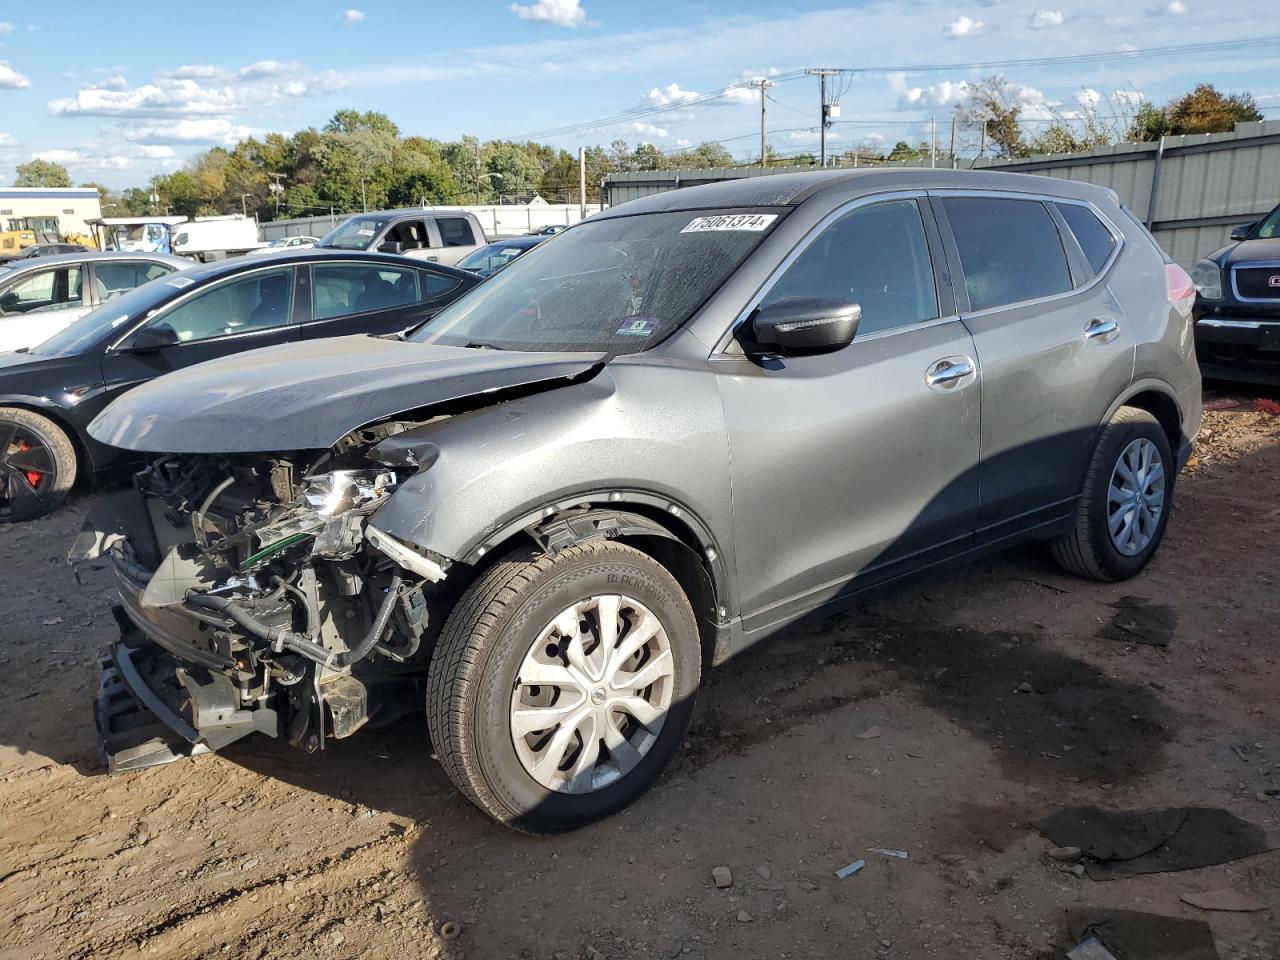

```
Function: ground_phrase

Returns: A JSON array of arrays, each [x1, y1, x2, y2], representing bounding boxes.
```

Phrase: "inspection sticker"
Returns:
[[616, 316, 658, 336], [681, 213, 777, 233], [165, 276, 195, 288]]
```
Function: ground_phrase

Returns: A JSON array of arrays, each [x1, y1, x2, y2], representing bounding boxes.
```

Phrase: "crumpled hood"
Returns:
[[89, 334, 604, 453]]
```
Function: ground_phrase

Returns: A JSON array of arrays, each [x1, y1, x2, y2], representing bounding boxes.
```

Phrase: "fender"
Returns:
[[459, 489, 734, 624]]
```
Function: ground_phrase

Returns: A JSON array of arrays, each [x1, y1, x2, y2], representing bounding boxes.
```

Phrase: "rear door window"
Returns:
[[387, 220, 429, 252], [94, 260, 177, 301], [942, 197, 1072, 311], [1056, 203, 1117, 276], [760, 198, 939, 336], [437, 217, 476, 247], [313, 263, 420, 319]]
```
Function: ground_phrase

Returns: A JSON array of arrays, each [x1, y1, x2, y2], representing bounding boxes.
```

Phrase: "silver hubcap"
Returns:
[[510, 594, 674, 795], [1107, 438, 1165, 556]]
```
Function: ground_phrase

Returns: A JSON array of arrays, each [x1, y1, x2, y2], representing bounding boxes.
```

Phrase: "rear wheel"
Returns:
[[1051, 407, 1173, 581], [0, 407, 76, 523], [426, 541, 700, 832]]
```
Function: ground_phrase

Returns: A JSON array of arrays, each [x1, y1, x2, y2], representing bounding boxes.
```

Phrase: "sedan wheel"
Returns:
[[0, 408, 76, 523]]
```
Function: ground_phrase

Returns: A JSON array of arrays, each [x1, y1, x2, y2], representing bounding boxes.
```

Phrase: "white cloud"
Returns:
[[1076, 88, 1102, 110], [238, 60, 296, 80], [339, 8, 365, 25], [30, 143, 181, 173], [0, 61, 32, 89], [943, 15, 983, 37], [0, 21, 14, 34], [1165, 1, 1187, 12], [0, 133, 15, 145], [1029, 10, 1065, 29], [629, 121, 668, 139], [123, 118, 266, 145], [1113, 88, 1145, 107], [47, 63, 336, 120], [509, 0, 586, 28], [48, 78, 238, 117], [675, 138, 692, 147], [172, 64, 226, 80], [32, 148, 84, 164], [643, 82, 699, 107], [896, 79, 970, 109]]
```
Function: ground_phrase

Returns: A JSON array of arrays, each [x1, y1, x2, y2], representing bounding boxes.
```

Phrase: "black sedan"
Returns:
[[1191, 201, 1280, 383], [0, 249, 479, 521]]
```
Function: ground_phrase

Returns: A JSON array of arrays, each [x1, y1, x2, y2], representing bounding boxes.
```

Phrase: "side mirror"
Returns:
[[1229, 222, 1256, 241], [378, 241, 403, 255], [123, 324, 180, 352], [747, 297, 861, 356], [0, 291, 18, 312]]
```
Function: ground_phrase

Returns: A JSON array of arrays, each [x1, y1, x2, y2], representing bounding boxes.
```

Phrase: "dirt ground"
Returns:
[[2, 390, 1278, 960]]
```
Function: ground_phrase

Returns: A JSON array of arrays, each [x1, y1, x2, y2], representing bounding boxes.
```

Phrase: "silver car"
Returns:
[[0, 251, 188, 352], [75, 169, 1201, 831]]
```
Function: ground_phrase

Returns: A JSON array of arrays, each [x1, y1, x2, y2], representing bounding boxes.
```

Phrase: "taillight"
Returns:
[[1166, 262, 1196, 318]]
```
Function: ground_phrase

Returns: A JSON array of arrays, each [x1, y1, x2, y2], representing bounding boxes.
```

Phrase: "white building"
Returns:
[[0, 186, 104, 241]]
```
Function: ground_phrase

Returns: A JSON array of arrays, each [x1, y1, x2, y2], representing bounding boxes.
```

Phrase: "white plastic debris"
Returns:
[[835, 859, 866, 879], [869, 848, 908, 860]]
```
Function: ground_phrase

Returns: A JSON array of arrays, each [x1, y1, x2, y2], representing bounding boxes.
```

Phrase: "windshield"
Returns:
[[412, 209, 780, 353], [317, 217, 389, 250], [457, 241, 536, 277], [32, 273, 185, 357], [1254, 205, 1280, 240]]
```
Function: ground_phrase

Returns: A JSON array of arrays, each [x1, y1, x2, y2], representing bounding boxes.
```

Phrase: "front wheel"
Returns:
[[1051, 407, 1174, 581], [0, 407, 77, 523], [426, 541, 701, 832]]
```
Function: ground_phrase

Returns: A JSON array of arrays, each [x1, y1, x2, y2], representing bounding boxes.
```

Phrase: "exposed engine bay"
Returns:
[[78, 424, 452, 771]]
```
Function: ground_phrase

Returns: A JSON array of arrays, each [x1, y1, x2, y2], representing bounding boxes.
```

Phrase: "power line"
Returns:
[[515, 36, 1280, 143]]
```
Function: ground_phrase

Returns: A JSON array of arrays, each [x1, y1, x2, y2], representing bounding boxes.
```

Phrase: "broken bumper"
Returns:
[[95, 637, 279, 773]]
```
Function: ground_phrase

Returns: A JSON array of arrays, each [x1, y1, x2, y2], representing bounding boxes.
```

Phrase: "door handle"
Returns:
[[1084, 317, 1119, 341], [925, 356, 975, 389]]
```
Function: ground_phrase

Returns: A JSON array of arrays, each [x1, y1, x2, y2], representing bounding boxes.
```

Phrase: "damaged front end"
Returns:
[[74, 436, 446, 772]]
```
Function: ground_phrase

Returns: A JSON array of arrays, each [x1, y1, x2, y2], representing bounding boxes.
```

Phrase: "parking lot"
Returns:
[[0, 391, 1274, 960]]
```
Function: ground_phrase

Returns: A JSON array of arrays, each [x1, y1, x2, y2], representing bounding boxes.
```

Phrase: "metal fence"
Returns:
[[604, 119, 1280, 267]]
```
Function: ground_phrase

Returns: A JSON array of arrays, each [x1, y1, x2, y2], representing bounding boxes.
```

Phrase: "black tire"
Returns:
[[426, 540, 700, 832], [0, 406, 77, 523], [1051, 407, 1174, 582]]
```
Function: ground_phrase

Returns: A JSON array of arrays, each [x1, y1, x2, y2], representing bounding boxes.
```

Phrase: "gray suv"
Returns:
[[74, 169, 1201, 832]]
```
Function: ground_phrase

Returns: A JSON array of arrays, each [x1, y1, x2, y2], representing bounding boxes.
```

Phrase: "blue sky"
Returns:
[[0, 0, 1276, 188]]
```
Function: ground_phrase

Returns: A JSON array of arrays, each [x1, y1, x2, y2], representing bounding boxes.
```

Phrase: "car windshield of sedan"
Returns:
[[412, 209, 780, 354], [317, 217, 389, 250], [30, 276, 181, 357]]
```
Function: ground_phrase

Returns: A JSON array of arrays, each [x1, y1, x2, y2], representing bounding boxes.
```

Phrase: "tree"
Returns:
[[1167, 84, 1262, 135], [1127, 85, 1263, 142], [960, 75, 1028, 158], [15, 159, 72, 188], [1128, 102, 1172, 142]]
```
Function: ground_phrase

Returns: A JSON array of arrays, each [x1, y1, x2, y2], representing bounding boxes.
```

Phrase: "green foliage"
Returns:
[[15, 159, 72, 188]]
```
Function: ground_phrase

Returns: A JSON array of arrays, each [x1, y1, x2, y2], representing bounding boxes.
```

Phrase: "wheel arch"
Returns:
[[0, 396, 90, 481], [443, 492, 732, 666], [1104, 380, 1184, 454]]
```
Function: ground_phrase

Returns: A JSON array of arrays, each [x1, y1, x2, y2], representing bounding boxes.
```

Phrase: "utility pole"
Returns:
[[474, 141, 482, 205], [240, 193, 251, 216], [578, 146, 587, 220], [930, 116, 937, 168], [978, 120, 988, 162], [268, 172, 285, 218], [752, 78, 772, 165], [805, 68, 840, 167], [949, 110, 958, 169]]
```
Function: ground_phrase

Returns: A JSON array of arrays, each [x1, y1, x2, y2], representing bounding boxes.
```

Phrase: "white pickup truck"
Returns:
[[314, 210, 488, 266]]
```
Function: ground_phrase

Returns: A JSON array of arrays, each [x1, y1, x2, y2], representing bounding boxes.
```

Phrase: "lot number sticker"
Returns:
[[681, 214, 777, 233]]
